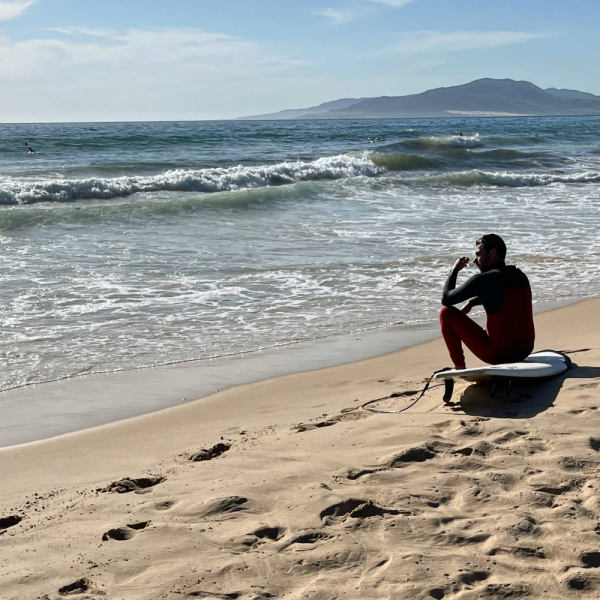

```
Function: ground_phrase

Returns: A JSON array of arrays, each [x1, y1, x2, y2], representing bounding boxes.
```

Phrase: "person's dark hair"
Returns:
[[476, 234, 506, 261]]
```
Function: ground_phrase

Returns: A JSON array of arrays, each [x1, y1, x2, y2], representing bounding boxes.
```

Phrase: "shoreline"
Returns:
[[0, 296, 585, 449]]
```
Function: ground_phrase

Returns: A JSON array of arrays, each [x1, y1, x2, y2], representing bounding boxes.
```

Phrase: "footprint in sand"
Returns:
[[390, 440, 459, 466], [293, 411, 366, 433], [453, 446, 474, 456], [506, 514, 538, 536], [103, 475, 165, 494], [239, 525, 287, 548], [189, 442, 231, 462], [252, 525, 285, 541], [154, 500, 175, 511], [391, 446, 437, 464], [342, 442, 449, 482], [425, 571, 490, 599], [560, 457, 599, 471], [492, 430, 529, 444], [319, 499, 408, 525], [487, 543, 545, 559], [569, 405, 599, 415], [566, 576, 589, 591], [453, 440, 495, 460], [458, 570, 490, 585], [197, 496, 249, 519], [434, 530, 491, 546], [187, 591, 243, 599], [343, 467, 379, 481], [0, 515, 22, 533], [102, 521, 150, 541], [58, 578, 90, 595], [581, 551, 600, 568], [484, 583, 530, 597], [532, 483, 572, 495], [286, 531, 332, 547]]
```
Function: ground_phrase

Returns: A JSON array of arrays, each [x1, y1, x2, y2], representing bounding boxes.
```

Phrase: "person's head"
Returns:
[[474, 234, 506, 272]]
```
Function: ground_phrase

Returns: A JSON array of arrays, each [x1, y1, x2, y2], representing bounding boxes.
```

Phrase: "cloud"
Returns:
[[0, 27, 310, 121], [0, 27, 307, 79], [368, 0, 415, 7], [383, 30, 540, 55], [0, 0, 34, 21], [47, 27, 118, 38], [313, 8, 356, 25]]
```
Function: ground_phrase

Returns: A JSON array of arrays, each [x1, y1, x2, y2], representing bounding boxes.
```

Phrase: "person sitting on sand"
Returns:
[[440, 234, 535, 370]]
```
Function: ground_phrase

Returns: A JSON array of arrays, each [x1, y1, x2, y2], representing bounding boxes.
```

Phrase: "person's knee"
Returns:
[[440, 305, 458, 323]]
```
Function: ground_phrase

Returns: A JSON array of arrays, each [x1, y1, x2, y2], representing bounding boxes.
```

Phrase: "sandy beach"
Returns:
[[2, 297, 600, 599]]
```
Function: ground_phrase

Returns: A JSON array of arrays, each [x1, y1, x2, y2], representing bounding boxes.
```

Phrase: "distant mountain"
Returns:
[[545, 87, 600, 101], [238, 98, 364, 121], [239, 79, 600, 120]]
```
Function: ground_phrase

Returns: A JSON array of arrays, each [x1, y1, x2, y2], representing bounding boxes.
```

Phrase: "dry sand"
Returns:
[[2, 298, 600, 599]]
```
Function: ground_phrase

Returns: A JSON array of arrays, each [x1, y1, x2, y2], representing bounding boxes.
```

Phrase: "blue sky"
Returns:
[[0, 0, 598, 122]]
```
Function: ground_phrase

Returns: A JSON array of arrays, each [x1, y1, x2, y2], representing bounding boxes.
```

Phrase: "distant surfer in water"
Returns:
[[25, 143, 36, 154], [440, 234, 535, 370]]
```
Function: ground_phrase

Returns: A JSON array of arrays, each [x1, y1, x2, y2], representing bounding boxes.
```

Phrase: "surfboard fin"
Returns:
[[490, 377, 513, 400]]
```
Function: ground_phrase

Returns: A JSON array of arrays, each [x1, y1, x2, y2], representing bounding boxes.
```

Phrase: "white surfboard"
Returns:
[[433, 350, 570, 383]]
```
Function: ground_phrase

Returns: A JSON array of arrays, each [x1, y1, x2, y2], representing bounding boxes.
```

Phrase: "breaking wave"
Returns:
[[371, 148, 547, 171], [0, 154, 384, 205], [420, 169, 600, 188], [402, 134, 484, 149]]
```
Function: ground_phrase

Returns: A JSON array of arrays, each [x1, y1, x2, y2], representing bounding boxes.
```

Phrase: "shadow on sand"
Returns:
[[455, 362, 600, 419]]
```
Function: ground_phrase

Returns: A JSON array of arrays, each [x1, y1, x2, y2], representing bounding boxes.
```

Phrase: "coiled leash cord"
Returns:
[[341, 368, 451, 415]]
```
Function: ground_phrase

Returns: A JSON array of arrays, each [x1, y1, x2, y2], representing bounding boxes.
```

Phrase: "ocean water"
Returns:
[[1, 116, 600, 392]]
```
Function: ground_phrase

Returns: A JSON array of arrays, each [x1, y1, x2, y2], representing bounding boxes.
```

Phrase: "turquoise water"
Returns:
[[1, 116, 600, 391]]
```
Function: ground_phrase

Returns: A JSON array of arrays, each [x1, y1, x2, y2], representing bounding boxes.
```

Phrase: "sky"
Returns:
[[0, 0, 598, 122]]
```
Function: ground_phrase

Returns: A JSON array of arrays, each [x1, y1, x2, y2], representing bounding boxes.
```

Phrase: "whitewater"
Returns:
[[1, 116, 600, 392]]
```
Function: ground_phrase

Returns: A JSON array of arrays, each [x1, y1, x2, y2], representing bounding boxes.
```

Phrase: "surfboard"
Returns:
[[433, 350, 570, 383]]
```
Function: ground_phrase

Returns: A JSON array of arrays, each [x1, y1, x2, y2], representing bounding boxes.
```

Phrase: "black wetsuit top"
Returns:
[[442, 261, 530, 315]]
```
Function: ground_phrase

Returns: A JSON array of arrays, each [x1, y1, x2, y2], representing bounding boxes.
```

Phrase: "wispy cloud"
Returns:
[[47, 27, 118, 38], [382, 30, 540, 55], [0, 0, 35, 21], [0, 27, 309, 120], [0, 27, 307, 78], [368, 0, 415, 7], [313, 8, 356, 26]]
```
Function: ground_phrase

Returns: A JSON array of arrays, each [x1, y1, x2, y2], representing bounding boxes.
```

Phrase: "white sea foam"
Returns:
[[405, 134, 484, 149], [0, 154, 384, 204]]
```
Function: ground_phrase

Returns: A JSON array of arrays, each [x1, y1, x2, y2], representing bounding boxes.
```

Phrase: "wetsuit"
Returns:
[[440, 261, 535, 367]]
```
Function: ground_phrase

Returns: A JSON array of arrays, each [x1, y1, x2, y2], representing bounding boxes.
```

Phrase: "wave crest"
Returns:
[[402, 134, 484, 149], [0, 154, 384, 205], [422, 169, 600, 188]]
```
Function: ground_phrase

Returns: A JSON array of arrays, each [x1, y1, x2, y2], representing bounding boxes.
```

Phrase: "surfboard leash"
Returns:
[[342, 367, 449, 415]]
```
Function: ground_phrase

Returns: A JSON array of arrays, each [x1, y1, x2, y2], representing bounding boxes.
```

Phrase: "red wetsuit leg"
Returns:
[[440, 306, 493, 367]]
